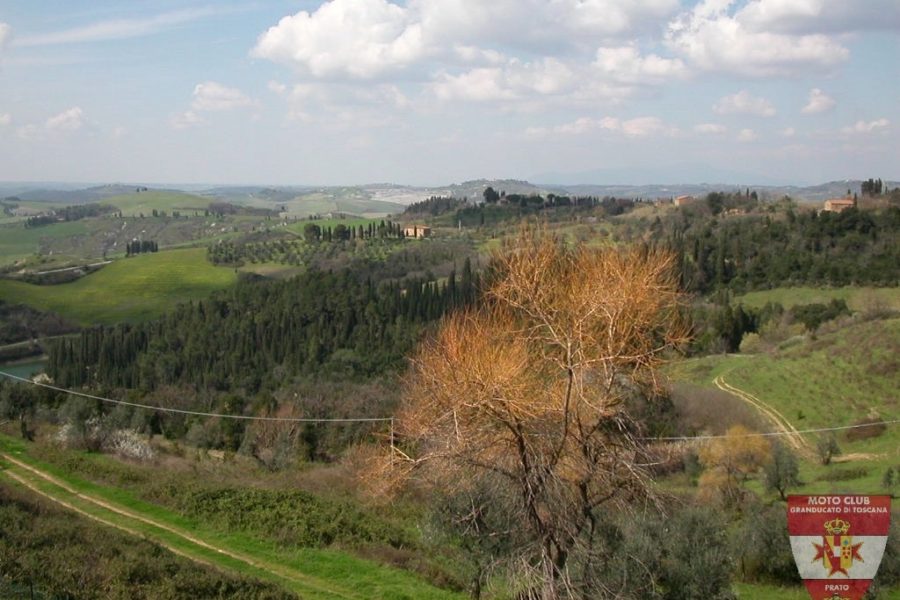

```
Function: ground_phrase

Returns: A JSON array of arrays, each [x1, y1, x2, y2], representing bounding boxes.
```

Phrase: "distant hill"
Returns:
[[102, 190, 213, 216], [531, 164, 795, 187], [11, 184, 146, 204], [2, 179, 896, 211]]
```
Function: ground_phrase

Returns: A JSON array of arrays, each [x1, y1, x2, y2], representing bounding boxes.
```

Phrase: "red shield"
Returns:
[[788, 495, 891, 600]]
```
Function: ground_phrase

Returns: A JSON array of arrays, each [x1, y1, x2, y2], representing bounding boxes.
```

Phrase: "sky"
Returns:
[[0, 0, 897, 186]]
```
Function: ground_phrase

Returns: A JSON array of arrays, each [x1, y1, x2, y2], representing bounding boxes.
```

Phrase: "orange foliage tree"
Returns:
[[698, 425, 772, 506], [385, 227, 687, 597]]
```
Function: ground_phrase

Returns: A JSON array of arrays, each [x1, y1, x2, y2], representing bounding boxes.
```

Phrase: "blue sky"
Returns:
[[0, 0, 897, 186]]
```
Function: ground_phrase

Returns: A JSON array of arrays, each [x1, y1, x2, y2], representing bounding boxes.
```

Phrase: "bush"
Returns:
[[816, 434, 841, 465], [168, 487, 411, 550], [0, 485, 295, 600], [739, 332, 763, 354], [589, 506, 736, 600], [845, 416, 887, 442], [815, 466, 869, 482], [731, 503, 800, 586]]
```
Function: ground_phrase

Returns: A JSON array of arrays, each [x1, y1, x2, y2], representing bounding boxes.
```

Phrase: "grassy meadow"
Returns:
[[671, 316, 900, 491], [0, 220, 92, 265], [735, 286, 900, 312], [0, 248, 237, 325], [103, 191, 213, 217]]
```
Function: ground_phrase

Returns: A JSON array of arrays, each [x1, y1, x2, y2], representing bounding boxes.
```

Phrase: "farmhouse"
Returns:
[[823, 196, 856, 213], [674, 195, 695, 207], [403, 225, 431, 239]]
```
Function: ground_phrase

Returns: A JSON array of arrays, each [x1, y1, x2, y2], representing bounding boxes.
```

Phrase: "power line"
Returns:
[[641, 418, 900, 442], [2, 369, 898, 442], [0, 371, 392, 424]]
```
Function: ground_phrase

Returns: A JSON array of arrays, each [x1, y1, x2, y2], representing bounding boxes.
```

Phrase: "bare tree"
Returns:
[[378, 226, 687, 598]]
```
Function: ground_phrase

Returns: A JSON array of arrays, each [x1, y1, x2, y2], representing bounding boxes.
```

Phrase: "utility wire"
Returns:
[[0, 371, 392, 424], [641, 418, 900, 442], [2, 370, 898, 441]]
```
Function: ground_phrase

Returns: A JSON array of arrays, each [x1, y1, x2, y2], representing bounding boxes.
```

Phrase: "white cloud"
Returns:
[[593, 45, 687, 84], [781, 127, 796, 137], [45, 107, 84, 131], [251, 0, 425, 79], [430, 58, 576, 102], [525, 116, 620, 138], [738, 0, 900, 34], [714, 90, 776, 117], [252, 0, 681, 81], [453, 45, 505, 65], [694, 123, 726, 134], [736, 128, 758, 142], [0, 113, 10, 127], [620, 116, 675, 137], [16, 107, 87, 140], [270, 81, 411, 129], [801, 88, 835, 114], [841, 119, 890, 135], [171, 82, 254, 129], [554, 0, 680, 35], [15, 8, 219, 47], [267, 80, 287, 95], [526, 115, 676, 139], [413, 0, 678, 48], [191, 82, 254, 111], [665, 0, 848, 77], [171, 110, 204, 130], [0, 22, 11, 54]]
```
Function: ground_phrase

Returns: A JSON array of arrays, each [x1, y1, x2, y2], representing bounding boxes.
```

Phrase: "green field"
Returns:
[[0, 248, 237, 325], [0, 436, 463, 600], [103, 191, 213, 217], [671, 316, 900, 598], [0, 220, 92, 264], [736, 286, 900, 311], [671, 316, 900, 490]]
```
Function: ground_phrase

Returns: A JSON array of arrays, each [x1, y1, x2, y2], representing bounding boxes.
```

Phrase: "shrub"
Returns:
[[587, 506, 736, 599], [169, 487, 411, 550], [816, 434, 841, 465], [0, 485, 296, 600], [732, 503, 800, 586], [844, 416, 887, 442], [815, 466, 869, 482], [739, 332, 763, 354]]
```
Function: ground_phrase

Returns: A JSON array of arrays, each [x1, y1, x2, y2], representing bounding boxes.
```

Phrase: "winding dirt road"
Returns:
[[0, 452, 364, 600], [713, 375, 816, 459]]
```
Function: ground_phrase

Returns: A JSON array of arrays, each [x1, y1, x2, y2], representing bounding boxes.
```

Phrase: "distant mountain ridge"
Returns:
[[1, 178, 897, 209]]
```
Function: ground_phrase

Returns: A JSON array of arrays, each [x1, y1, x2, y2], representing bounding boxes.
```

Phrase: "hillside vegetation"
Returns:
[[103, 191, 213, 216], [0, 249, 237, 325], [736, 285, 900, 311], [672, 316, 900, 489]]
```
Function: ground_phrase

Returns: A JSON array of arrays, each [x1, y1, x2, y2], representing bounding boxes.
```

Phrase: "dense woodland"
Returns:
[[24, 203, 117, 228], [449, 194, 635, 227], [48, 259, 480, 394], [125, 239, 159, 256], [668, 204, 900, 294]]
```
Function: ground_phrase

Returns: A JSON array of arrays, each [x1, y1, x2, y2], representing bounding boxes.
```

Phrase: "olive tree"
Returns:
[[381, 227, 687, 598]]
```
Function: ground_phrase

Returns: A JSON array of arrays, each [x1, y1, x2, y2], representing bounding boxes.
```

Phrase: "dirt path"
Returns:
[[713, 375, 816, 459], [1, 466, 210, 567], [0, 452, 363, 600]]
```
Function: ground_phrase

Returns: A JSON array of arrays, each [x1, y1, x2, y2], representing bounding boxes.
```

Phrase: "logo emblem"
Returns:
[[812, 518, 863, 577], [788, 495, 891, 600]]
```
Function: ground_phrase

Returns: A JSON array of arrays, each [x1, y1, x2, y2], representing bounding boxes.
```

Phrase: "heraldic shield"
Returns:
[[788, 495, 892, 600]]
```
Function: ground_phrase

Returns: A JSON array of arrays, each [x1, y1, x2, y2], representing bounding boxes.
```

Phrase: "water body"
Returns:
[[0, 357, 48, 380]]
